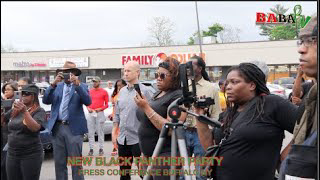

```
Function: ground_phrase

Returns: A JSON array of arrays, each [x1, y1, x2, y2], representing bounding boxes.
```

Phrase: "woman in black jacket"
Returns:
[[196, 63, 298, 180]]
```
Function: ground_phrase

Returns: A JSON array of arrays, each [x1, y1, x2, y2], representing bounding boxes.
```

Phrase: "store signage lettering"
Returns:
[[48, 57, 89, 68], [13, 61, 47, 67], [122, 52, 206, 66]]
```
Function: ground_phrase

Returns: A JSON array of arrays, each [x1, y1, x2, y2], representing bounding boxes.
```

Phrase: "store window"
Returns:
[[268, 65, 290, 83], [121, 68, 157, 81]]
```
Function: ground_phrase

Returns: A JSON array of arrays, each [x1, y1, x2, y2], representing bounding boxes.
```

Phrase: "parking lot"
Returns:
[[39, 131, 293, 180], [40, 136, 144, 180]]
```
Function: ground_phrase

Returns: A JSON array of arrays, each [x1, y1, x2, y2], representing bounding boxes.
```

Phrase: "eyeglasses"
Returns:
[[297, 36, 317, 47], [155, 72, 170, 80], [22, 92, 33, 96]]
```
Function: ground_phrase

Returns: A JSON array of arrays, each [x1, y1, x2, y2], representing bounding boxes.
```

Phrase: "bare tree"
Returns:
[[147, 16, 175, 46], [1, 43, 17, 53], [217, 24, 241, 43]]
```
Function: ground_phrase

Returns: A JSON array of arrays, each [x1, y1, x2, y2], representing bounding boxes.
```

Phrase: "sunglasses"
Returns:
[[155, 72, 170, 80], [22, 92, 34, 96]]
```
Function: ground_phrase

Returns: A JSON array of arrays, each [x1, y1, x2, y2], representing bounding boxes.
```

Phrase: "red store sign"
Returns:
[[122, 52, 206, 66], [13, 61, 47, 67]]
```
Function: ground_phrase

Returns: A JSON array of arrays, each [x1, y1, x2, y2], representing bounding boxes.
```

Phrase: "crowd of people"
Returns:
[[0, 13, 317, 180]]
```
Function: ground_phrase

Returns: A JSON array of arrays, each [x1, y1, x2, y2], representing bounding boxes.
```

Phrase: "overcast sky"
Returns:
[[1, 1, 317, 52]]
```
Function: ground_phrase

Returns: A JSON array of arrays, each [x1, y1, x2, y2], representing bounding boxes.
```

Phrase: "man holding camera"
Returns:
[[182, 55, 221, 180], [43, 61, 91, 180]]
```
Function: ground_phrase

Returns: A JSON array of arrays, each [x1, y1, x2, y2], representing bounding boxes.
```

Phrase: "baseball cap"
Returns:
[[91, 77, 101, 82], [299, 13, 317, 37], [21, 84, 39, 95]]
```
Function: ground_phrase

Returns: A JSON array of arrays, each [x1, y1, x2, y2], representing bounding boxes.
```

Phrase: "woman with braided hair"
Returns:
[[196, 63, 298, 180]]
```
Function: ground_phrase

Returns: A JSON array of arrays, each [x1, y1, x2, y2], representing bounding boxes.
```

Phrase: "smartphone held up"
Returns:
[[14, 91, 22, 102], [134, 84, 143, 98]]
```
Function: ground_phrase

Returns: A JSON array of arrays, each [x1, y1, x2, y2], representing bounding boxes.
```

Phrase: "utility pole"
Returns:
[[195, 1, 203, 56]]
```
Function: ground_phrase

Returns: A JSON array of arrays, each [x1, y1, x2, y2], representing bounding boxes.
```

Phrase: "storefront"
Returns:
[[1, 40, 301, 83]]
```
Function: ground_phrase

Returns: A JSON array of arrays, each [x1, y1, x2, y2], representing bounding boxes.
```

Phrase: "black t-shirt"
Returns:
[[213, 95, 298, 180], [6, 107, 46, 156], [136, 89, 182, 157]]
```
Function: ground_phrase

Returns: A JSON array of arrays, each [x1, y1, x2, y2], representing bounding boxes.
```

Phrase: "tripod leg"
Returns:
[[143, 125, 170, 180], [170, 127, 177, 180], [176, 126, 192, 180]]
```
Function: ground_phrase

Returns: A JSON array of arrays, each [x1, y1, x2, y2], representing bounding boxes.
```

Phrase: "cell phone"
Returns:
[[14, 91, 22, 102], [134, 84, 143, 98], [1, 99, 13, 108], [63, 73, 70, 81]]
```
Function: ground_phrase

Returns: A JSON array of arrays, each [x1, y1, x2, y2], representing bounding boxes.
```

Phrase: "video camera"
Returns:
[[178, 61, 215, 108], [167, 61, 221, 128]]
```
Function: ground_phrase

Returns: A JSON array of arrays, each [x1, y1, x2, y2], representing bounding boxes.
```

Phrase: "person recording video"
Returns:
[[1, 81, 18, 180], [3, 84, 46, 180], [43, 61, 91, 180], [195, 63, 298, 180], [180, 55, 221, 180], [134, 57, 186, 180]]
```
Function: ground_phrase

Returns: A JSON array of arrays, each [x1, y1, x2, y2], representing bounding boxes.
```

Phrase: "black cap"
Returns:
[[21, 84, 39, 95]]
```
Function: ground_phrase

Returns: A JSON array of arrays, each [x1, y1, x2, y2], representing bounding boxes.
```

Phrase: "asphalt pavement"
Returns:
[[40, 131, 293, 180]]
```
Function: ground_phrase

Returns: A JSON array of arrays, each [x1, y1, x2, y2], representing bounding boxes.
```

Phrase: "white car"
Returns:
[[83, 102, 113, 135], [39, 95, 113, 142], [266, 83, 287, 99]]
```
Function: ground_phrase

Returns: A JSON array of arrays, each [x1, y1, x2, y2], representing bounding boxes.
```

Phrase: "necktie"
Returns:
[[61, 84, 71, 121]]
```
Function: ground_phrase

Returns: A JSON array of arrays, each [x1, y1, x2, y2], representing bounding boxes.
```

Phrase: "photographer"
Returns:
[[3, 84, 46, 180], [135, 57, 186, 180], [1, 81, 17, 180], [196, 63, 298, 180], [181, 55, 221, 180], [43, 61, 91, 180]]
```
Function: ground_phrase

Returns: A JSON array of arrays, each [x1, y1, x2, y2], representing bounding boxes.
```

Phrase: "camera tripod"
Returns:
[[143, 102, 191, 180], [143, 98, 222, 180]]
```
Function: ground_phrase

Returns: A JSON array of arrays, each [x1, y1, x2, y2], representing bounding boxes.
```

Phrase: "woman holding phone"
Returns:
[[134, 57, 186, 180], [3, 84, 46, 180], [1, 82, 18, 180]]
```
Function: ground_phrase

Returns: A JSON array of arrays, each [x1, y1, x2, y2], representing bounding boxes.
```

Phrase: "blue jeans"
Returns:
[[180, 129, 206, 180]]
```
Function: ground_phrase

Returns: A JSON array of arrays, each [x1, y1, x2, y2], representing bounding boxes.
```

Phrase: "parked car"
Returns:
[[39, 96, 114, 150], [140, 80, 158, 91], [39, 96, 53, 152], [83, 102, 113, 142], [273, 77, 294, 90], [267, 83, 287, 99]]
